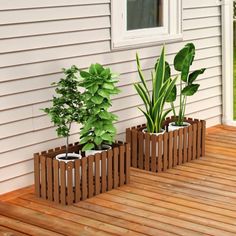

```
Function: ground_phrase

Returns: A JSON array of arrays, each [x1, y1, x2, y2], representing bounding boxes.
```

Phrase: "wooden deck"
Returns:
[[1, 125, 236, 236]]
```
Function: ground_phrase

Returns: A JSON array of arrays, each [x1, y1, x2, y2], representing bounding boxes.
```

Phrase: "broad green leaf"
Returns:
[[103, 83, 114, 90], [80, 136, 93, 145], [88, 84, 98, 94], [98, 89, 110, 98], [101, 133, 113, 142], [82, 143, 95, 151], [188, 68, 206, 84], [98, 111, 111, 120], [80, 70, 90, 78], [91, 96, 104, 104], [94, 136, 103, 146], [181, 84, 200, 96], [164, 76, 178, 102], [155, 60, 171, 82], [166, 84, 177, 103], [174, 43, 195, 72], [104, 124, 116, 133], [181, 52, 194, 82], [89, 64, 97, 75], [95, 129, 105, 136], [94, 63, 104, 74]]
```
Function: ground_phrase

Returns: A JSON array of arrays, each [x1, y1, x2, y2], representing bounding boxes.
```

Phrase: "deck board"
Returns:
[[1, 125, 236, 236]]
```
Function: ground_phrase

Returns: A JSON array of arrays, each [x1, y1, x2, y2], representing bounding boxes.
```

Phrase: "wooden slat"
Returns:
[[188, 125, 193, 162], [107, 150, 113, 191], [151, 135, 157, 172], [46, 158, 53, 201], [66, 162, 74, 205], [157, 135, 162, 173], [144, 133, 150, 171], [131, 130, 138, 168], [119, 145, 125, 186], [173, 131, 178, 167], [192, 124, 197, 160], [183, 128, 188, 163], [168, 131, 173, 169], [53, 159, 59, 204], [125, 143, 131, 184], [34, 154, 40, 197], [126, 128, 131, 144], [81, 157, 87, 201], [201, 120, 206, 156], [197, 122, 202, 159], [163, 133, 168, 171], [59, 162, 66, 205], [88, 156, 94, 198], [101, 152, 107, 193], [95, 154, 101, 195], [40, 156, 47, 199], [178, 128, 183, 165], [75, 159, 81, 202], [138, 132, 144, 169], [113, 147, 119, 188]]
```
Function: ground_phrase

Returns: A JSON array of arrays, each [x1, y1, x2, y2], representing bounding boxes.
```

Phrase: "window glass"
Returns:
[[127, 0, 163, 30]]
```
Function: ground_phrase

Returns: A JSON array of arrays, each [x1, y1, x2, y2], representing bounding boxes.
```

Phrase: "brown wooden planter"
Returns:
[[34, 142, 130, 205], [126, 117, 206, 173]]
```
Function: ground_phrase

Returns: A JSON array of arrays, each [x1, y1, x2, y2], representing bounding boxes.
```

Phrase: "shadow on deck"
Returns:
[[1, 125, 236, 236]]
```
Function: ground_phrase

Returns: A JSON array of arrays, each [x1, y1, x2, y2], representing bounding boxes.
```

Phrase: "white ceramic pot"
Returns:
[[85, 144, 112, 176], [168, 122, 191, 132], [85, 144, 112, 157], [55, 153, 82, 187], [142, 128, 166, 136]]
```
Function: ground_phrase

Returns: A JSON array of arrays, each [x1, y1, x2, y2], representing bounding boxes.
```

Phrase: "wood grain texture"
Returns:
[[2, 126, 236, 236]]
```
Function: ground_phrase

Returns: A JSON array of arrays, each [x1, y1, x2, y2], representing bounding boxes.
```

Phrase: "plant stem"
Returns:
[[171, 102, 177, 118], [65, 123, 72, 159], [178, 79, 183, 125]]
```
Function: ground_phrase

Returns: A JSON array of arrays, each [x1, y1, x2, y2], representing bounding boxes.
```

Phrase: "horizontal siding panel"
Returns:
[[0, 29, 110, 53], [0, 4, 110, 25], [183, 17, 221, 30], [184, 27, 221, 41], [0, 41, 110, 68], [0, 36, 221, 82], [0, 45, 221, 96], [0, 16, 110, 39], [183, 7, 220, 20], [183, 0, 219, 9], [0, 173, 34, 195], [0, 133, 79, 168], [0, 55, 221, 111], [0, 0, 110, 10]]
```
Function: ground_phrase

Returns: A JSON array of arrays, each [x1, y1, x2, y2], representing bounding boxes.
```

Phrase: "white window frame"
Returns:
[[221, 0, 235, 125], [111, 0, 183, 50]]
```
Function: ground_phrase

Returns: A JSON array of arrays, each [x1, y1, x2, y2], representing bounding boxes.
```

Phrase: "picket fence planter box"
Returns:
[[126, 117, 206, 173], [34, 142, 130, 205]]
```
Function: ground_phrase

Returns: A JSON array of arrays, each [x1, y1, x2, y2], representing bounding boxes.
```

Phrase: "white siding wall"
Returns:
[[0, 0, 222, 194]]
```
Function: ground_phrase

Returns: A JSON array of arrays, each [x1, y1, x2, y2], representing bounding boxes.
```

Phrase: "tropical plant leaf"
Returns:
[[154, 47, 165, 102], [91, 96, 104, 104], [166, 84, 177, 103], [82, 143, 95, 151], [98, 111, 111, 120], [181, 84, 200, 96], [80, 70, 91, 78], [103, 83, 114, 90], [188, 68, 206, 84], [181, 52, 194, 82], [98, 89, 110, 98], [138, 108, 154, 133], [134, 83, 150, 111]]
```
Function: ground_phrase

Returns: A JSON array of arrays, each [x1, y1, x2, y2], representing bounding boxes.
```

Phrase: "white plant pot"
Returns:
[[142, 128, 166, 136], [55, 153, 82, 187], [85, 144, 112, 176], [168, 122, 191, 132]]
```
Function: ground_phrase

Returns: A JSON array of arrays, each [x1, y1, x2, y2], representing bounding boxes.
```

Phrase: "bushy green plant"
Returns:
[[134, 46, 177, 133], [79, 63, 121, 151], [43, 66, 83, 158], [171, 43, 206, 126]]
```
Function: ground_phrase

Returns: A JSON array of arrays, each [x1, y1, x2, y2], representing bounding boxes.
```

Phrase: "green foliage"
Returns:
[[79, 63, 120, 151], [42, 66, 83, 157], [172, 43, 206, 126], [134, 46, 177, 133]]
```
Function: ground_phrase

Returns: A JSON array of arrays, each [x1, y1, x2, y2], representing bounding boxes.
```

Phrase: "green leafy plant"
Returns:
[[79, 63, 121, 151], [43, 66, 83, 158], [171, 43, 206, 126], [134, 46, 177, 133]]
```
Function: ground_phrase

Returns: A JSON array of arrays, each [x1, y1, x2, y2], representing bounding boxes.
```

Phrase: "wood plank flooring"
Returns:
[[1, 125, 236, 236]]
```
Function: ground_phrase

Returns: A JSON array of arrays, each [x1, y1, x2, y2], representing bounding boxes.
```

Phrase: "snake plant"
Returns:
[[134, 46, 177, 133]]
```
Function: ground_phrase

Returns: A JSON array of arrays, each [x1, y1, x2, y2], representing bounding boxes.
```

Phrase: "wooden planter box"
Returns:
[[34, 142, 130, 205], [126, 117, 206, 173]]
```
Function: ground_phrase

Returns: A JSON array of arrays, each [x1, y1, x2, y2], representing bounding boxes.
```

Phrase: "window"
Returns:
[[111, 0, 183, 49]]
